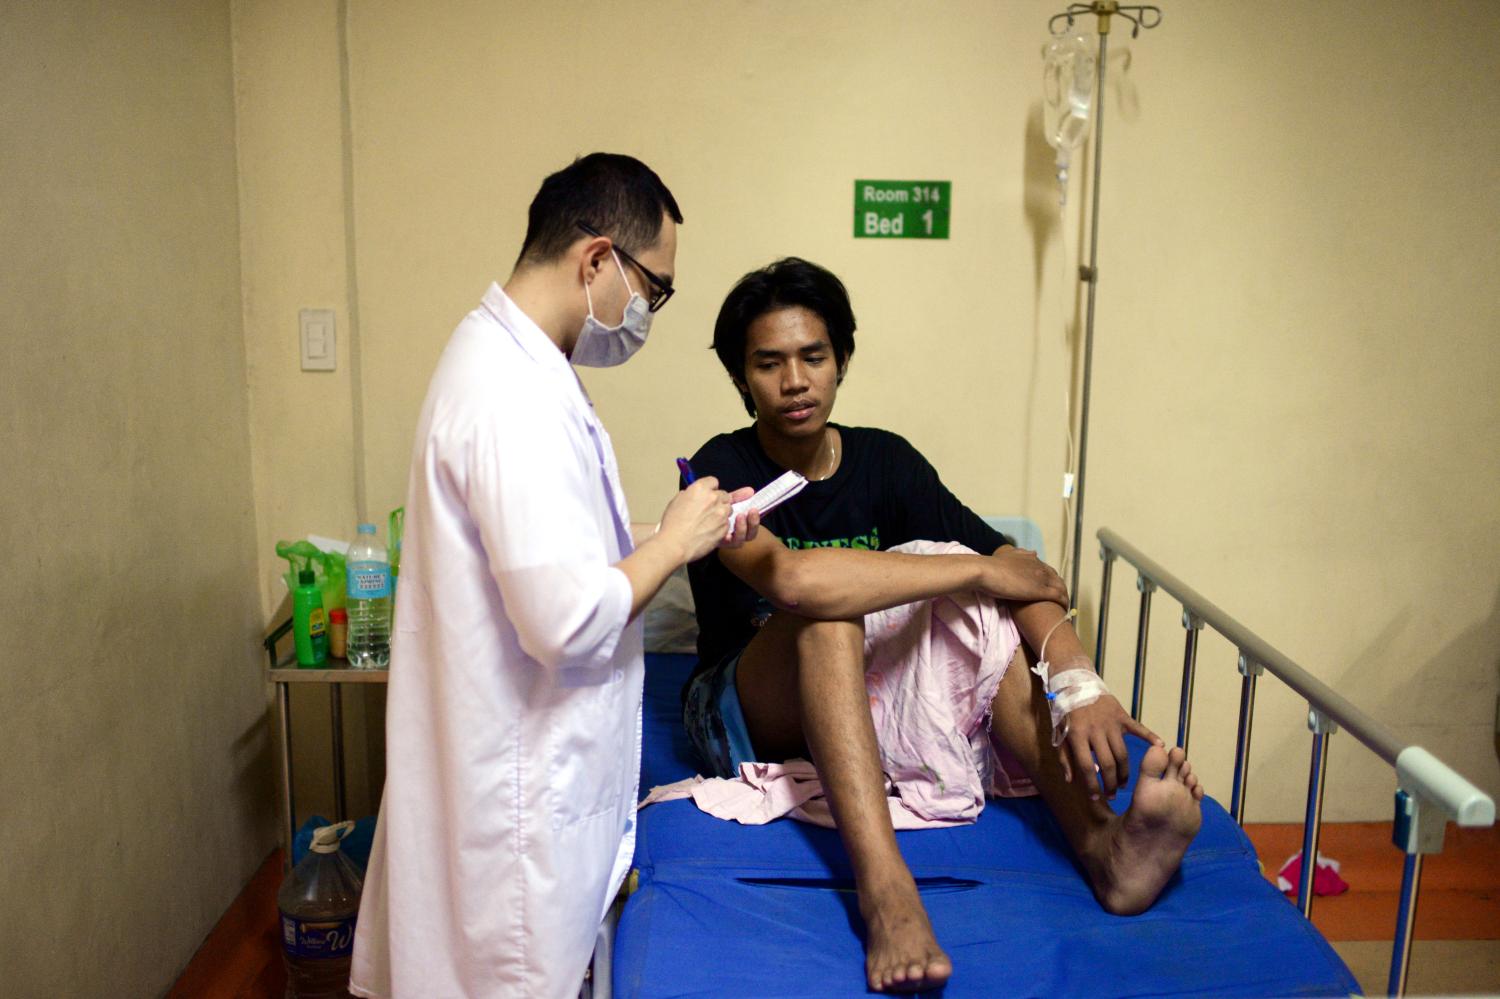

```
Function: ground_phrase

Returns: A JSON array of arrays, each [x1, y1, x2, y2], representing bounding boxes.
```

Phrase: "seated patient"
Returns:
[[681, 258, 1205, 994]]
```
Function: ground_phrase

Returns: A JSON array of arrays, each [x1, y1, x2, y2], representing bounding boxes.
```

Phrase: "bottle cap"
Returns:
[[329, 608, 347, 623], [310, 820, 356, 854], [357, 523, 376, 535], [298, 569, 316, 586]]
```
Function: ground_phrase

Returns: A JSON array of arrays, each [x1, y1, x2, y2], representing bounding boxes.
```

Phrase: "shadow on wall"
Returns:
[[1385, 585, 1500, 781], [231, 706, 278, 846], [1021, 102, 1060, 307], [1251, 586, 1500, 810], [1020, 100, 1063, 551], [1107, 47, 1140, 123], [1253, 611, 1413, 796]]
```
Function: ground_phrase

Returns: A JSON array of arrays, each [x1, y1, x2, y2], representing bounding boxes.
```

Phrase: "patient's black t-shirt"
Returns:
[[683, 424, 1010, 691]]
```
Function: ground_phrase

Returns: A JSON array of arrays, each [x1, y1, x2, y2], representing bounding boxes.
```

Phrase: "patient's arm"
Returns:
[[997, 557, 1162, 794], [716, 529, 1067, 620]]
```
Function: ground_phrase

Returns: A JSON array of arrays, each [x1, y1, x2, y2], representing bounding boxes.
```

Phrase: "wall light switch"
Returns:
[[300, 308, 336, 371]]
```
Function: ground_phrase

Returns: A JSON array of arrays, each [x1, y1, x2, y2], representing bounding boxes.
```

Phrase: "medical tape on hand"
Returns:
[[1045, 667, 1109, 746], [1027, 610, 1109, 746]]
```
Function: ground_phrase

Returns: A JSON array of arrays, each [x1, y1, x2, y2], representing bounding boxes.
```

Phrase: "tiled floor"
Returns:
[[1242, 822, 1500, 943], [1241, 821, 1500, 996], [1333, 940, 1500, 997], [175, 822, 1500, 996]]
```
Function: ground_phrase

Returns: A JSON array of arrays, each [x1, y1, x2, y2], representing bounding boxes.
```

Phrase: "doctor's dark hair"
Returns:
[[712, 258, 857, 417], [516, 153, 683, 266]]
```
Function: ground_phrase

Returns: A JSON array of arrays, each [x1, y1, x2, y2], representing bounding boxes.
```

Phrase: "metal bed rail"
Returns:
[[1093, 528, 1495, 997]]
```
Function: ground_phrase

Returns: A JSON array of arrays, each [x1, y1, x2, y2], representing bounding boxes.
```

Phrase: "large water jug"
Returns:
[[278, 821, 363, 999]]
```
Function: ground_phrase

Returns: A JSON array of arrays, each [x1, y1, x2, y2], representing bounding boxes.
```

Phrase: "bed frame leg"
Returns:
[[1176, 612, 1203, 755], [583, 890, 625, 999], [1297, 709, 1336, 918], [1387, 850, 1423, 996], [1130, 576, 1155, 722], [1386, 786, 1448, 996], [1094, 548, 1115, 681], [1229, 654, 1262, 825]]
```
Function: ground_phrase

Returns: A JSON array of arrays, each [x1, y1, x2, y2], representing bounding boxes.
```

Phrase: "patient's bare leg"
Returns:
[[736, 613, 952, 994], [988, 640, 1203, 914]]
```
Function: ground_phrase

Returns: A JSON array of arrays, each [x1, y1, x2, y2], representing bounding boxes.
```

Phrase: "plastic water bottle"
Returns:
[[345, 523, 391, 669], [278, 821, 363, 999]]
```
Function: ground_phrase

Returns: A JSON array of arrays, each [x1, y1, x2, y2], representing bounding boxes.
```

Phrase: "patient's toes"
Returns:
[[1138, 744, 1169, 780], [868, 947, 951, 993], [861, 881, 951, 993]]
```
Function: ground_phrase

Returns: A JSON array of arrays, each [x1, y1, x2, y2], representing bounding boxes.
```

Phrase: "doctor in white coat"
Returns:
[[351, 153, 756, 998]]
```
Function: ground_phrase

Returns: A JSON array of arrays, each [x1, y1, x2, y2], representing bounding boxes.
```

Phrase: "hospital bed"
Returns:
[[586, 523, 1494, 998]]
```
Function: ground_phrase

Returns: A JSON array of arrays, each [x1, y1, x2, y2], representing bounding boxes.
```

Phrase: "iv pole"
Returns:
[[1049, 1, 1163, 603]]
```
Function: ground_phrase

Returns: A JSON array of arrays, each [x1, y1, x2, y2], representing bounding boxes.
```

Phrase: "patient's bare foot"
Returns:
[[1090, 745, 1204, 915], [860, 874, 953, 993]]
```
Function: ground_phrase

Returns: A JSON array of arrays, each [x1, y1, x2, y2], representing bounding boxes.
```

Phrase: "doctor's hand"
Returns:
[[977, 546, 1069, 608], [657, 479, 752, 565]]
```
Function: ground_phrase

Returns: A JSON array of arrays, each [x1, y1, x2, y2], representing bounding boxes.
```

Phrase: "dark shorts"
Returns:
[[682, 644, 759, 779]]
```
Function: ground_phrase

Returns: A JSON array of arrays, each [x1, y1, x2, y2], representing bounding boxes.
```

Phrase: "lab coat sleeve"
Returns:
[[465, 402, 632, 674]]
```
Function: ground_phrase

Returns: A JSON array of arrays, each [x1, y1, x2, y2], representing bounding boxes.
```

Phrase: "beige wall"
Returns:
[[1086, 1, 1500, 818], [232, 0, 382, 832], [0, 2, 273, 995], [241, 0, 1491, 822]]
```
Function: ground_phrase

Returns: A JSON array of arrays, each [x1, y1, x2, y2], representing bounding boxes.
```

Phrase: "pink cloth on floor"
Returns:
[[643, 540, 1034, 829], [1276, 851, 1349, 896]]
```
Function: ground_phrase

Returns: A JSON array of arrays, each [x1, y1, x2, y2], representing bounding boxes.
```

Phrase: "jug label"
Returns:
[[281, 912, 357, 959]]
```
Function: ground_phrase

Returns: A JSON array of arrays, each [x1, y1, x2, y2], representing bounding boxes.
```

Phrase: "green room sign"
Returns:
[[853, 180, 950, 239]]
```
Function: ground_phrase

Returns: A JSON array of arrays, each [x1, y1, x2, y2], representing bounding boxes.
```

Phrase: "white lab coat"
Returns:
[[350, 284, 642, 999]]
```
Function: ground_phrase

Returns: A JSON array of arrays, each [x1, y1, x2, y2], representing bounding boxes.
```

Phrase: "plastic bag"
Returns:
[[387, 506, 404, 580], [276, 539, 347, 612]]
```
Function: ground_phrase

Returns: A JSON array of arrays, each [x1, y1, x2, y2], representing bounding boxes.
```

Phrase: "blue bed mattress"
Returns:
[[620, 653, 1359, 997]]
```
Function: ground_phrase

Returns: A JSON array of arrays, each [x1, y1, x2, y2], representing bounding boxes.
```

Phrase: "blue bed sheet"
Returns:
[[622, 653, 1359, 997]]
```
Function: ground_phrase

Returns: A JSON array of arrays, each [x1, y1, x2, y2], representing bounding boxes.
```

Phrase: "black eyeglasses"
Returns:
[[576, 221, 675, 312]]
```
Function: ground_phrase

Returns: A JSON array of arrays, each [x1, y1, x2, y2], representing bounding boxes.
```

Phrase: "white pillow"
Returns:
[[643, 565, 698, 654]]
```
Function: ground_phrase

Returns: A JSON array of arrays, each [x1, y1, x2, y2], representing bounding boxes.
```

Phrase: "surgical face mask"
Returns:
[[572, 251, 653, 367]]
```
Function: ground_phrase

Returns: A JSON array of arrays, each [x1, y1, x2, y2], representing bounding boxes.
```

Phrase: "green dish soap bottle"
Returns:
[[292, 569, 330, 667]]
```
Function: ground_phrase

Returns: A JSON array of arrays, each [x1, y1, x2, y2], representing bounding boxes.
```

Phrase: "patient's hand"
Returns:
[[721, 490, 760, 549], [1058, 694, 1162, 797], [978, 546, 1069, 607]]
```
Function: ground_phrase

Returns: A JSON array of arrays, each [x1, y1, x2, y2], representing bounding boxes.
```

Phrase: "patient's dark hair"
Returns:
[[516, 153, 682, 266], [712, 258, 857, 417]]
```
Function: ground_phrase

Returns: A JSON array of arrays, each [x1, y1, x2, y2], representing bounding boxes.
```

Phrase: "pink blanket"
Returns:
[[643, 541, 1036, 829]]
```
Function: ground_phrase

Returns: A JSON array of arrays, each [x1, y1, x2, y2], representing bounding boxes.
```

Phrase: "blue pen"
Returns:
[[675, 457, 696, 485]]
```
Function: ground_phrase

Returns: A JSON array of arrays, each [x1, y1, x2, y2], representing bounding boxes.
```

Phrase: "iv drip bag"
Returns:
[[1042, 31, 1096, 155], [1042, 30, 1096, 207]]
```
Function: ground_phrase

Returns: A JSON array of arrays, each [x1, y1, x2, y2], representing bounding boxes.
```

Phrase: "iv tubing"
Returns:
[[1068, 25, 1109, 604]]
